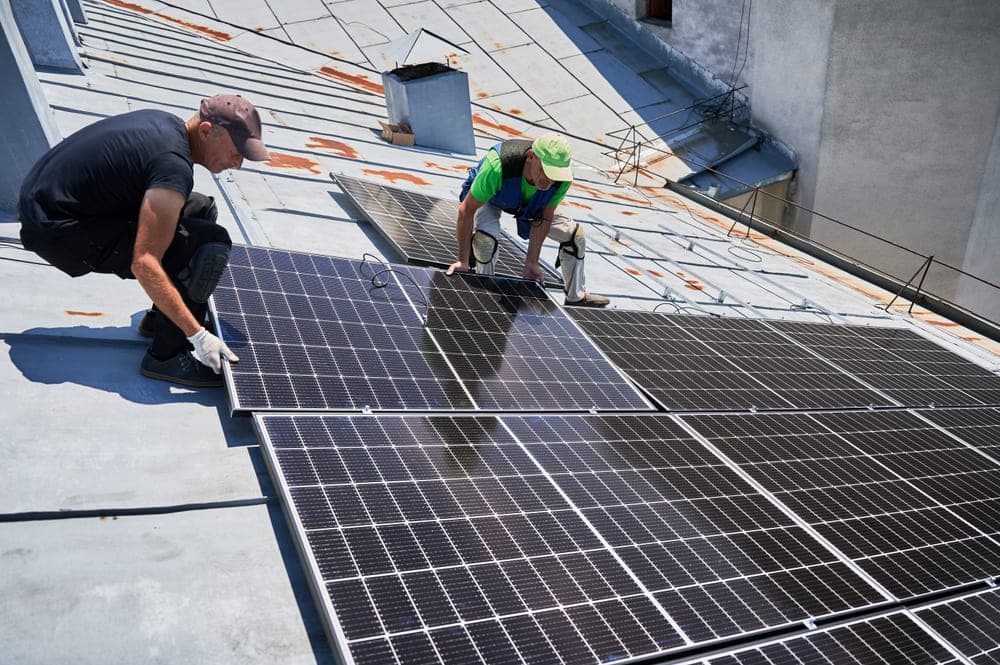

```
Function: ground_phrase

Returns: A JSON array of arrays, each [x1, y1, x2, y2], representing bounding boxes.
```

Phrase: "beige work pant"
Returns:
[[472, 205, 587, 302]]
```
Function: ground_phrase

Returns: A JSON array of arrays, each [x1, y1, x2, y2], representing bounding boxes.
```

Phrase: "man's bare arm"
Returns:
[[131, 188, 202, 337], [523, 205, 554, 283], [447, 195, 486, 275]]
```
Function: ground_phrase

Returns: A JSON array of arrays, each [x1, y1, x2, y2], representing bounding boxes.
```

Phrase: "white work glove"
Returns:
[[187, 327, 239, 374]]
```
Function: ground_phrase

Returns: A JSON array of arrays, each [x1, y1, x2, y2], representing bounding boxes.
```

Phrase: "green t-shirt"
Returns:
[[468, 149, 571, 210]]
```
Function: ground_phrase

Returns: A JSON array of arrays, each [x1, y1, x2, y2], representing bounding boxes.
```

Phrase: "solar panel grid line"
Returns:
[[683, 411, 1000, 600], [671, 414, 899, 603], [913, 587, 1000, 665]]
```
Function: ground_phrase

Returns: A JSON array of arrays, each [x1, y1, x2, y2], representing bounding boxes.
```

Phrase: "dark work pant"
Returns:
[[19, 192, 231, 359]]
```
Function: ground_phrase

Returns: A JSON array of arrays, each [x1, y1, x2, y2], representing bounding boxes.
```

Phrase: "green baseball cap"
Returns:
[[532, 132, 573, 182]]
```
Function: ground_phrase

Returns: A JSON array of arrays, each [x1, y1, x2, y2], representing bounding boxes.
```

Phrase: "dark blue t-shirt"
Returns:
[[20, 109, 194, 228]]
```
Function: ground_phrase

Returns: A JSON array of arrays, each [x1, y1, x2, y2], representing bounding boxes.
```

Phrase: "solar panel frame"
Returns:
[[211, 245, 651, 413], [683, 409, 1000, 601], [334, 173, 564, 289]]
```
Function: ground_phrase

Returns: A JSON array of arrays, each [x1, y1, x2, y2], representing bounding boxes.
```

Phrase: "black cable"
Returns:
[[360, 253, 429, 311]]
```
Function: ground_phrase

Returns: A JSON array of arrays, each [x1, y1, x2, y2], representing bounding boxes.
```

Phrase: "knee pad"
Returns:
[[559, 224, 586, 260], [471, 230, 499, 265], [179, 241, 230, 303], [180, 193, 218, 224]]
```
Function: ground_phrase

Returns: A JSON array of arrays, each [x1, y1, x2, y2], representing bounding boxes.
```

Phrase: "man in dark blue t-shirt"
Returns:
[[18, 94, 269, 387]]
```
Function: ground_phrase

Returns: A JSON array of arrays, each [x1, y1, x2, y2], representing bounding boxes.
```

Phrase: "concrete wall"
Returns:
[[803, 0, 1000, 303], [956, 114, 1000, 322]]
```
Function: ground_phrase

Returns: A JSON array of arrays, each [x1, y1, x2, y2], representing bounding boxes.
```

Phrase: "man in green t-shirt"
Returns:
[[446, 133, 609, 307]]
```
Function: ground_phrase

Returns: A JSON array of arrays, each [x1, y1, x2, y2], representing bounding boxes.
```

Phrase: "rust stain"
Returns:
[[362, 169, 431, 186], [476, 91, 489, 99], [158, 14, 232, 40], [625, 268, 642, 276], [318, 66, 384, 94], [65, 310, 103, 317], [266, 152, 321, 174], [102, 0, 231, 39], [509, 108, 523, 116], [472, 113, 523, 138], [306, 136, 359, 159], [424, 161, 469, 173], [562, 200, 593, 210], [619, 210, 637, 216], [648, 270, 665, 278], [103, 0, 153, 14], [684, 280, 705, 291]]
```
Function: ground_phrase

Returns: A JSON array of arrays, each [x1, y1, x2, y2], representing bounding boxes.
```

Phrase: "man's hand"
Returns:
[[187, 327, 238, 373], [446, 260, 470, 275], [523, 262, 545, 285]]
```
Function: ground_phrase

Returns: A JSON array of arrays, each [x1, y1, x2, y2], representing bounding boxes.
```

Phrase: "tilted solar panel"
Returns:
[[683, 410, 1000, 600], [334, 173, 563, 289], [211, 245, 473, 412], [769, 321, 1000, 407], [915, 587, 1000, 664], [256, 414, 686, 665], [211, 245, 649, 412], [569, 308, 892, 411]]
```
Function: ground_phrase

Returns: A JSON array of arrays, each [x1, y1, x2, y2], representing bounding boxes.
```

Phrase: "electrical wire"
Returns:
[[360, 253, 429, 311]]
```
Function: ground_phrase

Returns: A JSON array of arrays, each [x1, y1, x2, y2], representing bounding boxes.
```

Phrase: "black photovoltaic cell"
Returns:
[[212, 245, 649, 412], [696, 612, 960, 665], [256, 414, 685, 665], [211, 245, 472, 412], [502, 414, 886, 644], [917, 587, 1000, 664], [569, 309, 891, 411], [334, 173, 563, 288], [399, 267, 651, 411], [770, 320, 1000, 407], [684, 410, 1000, 599]]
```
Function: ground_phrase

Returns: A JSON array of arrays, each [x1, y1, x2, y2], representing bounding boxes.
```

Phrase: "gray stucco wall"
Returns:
[[805, 0, 1000, 303], [956, 113, 1000, 322]]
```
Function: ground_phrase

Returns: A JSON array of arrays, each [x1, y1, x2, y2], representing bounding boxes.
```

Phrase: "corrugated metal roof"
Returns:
[[3, 1, 999, 663]]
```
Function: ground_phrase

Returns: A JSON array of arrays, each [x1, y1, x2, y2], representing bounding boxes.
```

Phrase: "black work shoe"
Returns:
[[565, 293, 610, 308], [140, 350, 223, 387], [138, 309, 157, 338]]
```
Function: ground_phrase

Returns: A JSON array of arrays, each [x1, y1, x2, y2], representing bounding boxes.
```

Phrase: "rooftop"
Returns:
[[3, 1, 999, 664]]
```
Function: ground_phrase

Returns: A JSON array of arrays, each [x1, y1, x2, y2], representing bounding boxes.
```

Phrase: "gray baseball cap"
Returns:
[[199, 94, 269, 161]]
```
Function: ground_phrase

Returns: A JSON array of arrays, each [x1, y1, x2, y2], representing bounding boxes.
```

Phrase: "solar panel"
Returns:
[[693, 612, 961, 665], [211, 245, 473, 412], [211, 245, 649, 412], [501, 414, 887, 644], [569, 309, 892, 411], [916, 587, 1000, 664], [684, 410, 1000, 600], [334, 173, 563, 289], [256, 414, 687, 665], [769, 320, 1000, 407], [397, 266, 651, 412]]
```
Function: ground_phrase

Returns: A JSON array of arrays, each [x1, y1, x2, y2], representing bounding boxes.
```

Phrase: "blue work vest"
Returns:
[[460, 140, 561, 239]]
